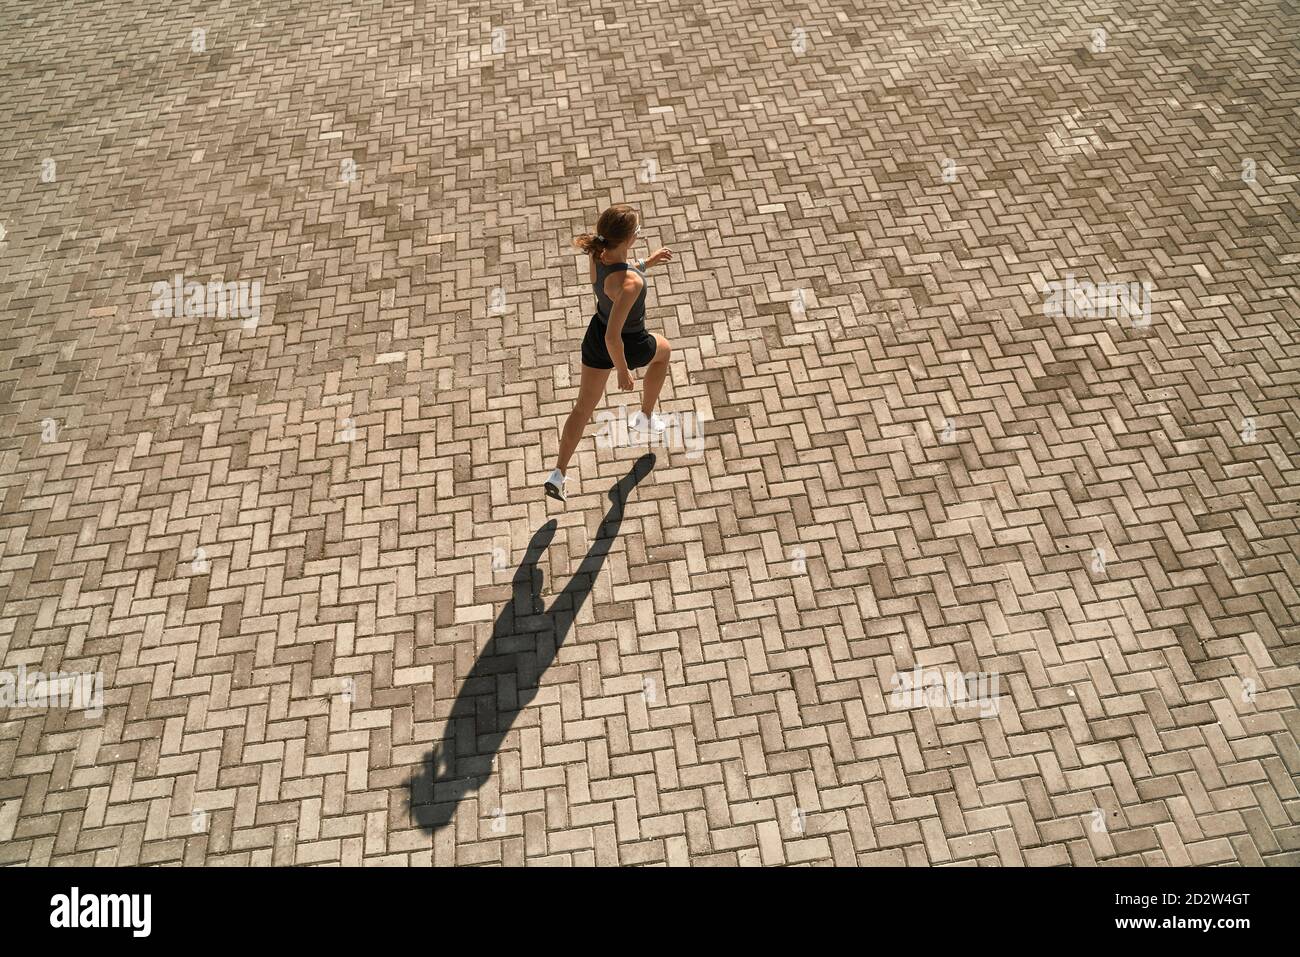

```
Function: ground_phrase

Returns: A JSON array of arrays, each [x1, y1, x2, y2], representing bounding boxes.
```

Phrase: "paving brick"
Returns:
[[0, 0, 1296, 867]]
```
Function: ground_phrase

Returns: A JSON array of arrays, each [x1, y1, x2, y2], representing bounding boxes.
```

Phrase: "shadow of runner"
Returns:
[[408, 453, 656, 833]]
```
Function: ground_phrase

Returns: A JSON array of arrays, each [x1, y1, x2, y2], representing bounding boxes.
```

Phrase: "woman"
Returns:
[[544, 204, 673, 502]]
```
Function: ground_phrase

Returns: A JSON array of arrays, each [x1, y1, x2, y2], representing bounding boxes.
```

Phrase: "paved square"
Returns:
[[1, 0, 1297, 866]]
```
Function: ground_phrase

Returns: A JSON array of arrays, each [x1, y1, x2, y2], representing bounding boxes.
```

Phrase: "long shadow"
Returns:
[[408, 453, 655, 833]]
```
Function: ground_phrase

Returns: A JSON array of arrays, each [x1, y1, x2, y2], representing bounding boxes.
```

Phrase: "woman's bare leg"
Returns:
[[639, 335, 672, 416], [556, 364, 612, 474]]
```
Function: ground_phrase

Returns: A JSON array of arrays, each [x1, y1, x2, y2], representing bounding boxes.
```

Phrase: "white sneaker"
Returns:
[[629, 410, 667, 435], [543, 468, 568, 502]]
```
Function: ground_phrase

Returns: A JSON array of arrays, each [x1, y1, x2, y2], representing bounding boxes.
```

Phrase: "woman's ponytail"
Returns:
[[574, 232, 609, 258]]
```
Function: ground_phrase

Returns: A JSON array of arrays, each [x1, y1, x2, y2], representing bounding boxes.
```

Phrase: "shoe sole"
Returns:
[[543, 482, 565, 502]]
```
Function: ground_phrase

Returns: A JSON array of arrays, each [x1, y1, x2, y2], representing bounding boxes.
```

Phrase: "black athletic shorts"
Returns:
[[580, 315, 657, 370]]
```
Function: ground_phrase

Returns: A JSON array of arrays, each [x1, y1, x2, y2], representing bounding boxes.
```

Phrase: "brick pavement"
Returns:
[[0, 0, 1297, 866]]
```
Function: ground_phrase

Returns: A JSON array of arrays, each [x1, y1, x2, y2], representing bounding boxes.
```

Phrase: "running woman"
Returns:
[[544, 204, 673, 502]]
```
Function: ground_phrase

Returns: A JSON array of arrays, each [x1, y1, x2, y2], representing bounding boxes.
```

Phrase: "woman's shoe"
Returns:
[[543, 468, 568, 502], [629, 410, 667, 435]]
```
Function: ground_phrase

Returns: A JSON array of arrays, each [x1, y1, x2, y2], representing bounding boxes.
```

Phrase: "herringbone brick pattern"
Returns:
[[1, 0, 1297, 866]]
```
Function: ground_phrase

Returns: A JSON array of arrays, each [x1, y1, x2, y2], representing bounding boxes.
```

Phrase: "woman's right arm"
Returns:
[[604, 272, 644, 390]]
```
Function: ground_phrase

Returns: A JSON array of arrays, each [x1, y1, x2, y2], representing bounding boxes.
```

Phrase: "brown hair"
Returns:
[[574, 204, 638, 261]]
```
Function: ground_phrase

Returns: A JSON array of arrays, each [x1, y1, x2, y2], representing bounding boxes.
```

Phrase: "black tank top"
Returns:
[[593, 259, 647, 336]]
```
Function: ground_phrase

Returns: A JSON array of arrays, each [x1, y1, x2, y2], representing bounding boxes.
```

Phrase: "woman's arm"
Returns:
[[604, 272, 644, 389], [641, 247, 673, 271]]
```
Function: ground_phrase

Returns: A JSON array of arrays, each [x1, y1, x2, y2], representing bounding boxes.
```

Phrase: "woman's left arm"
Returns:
[[642, 247, 673, 271]]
